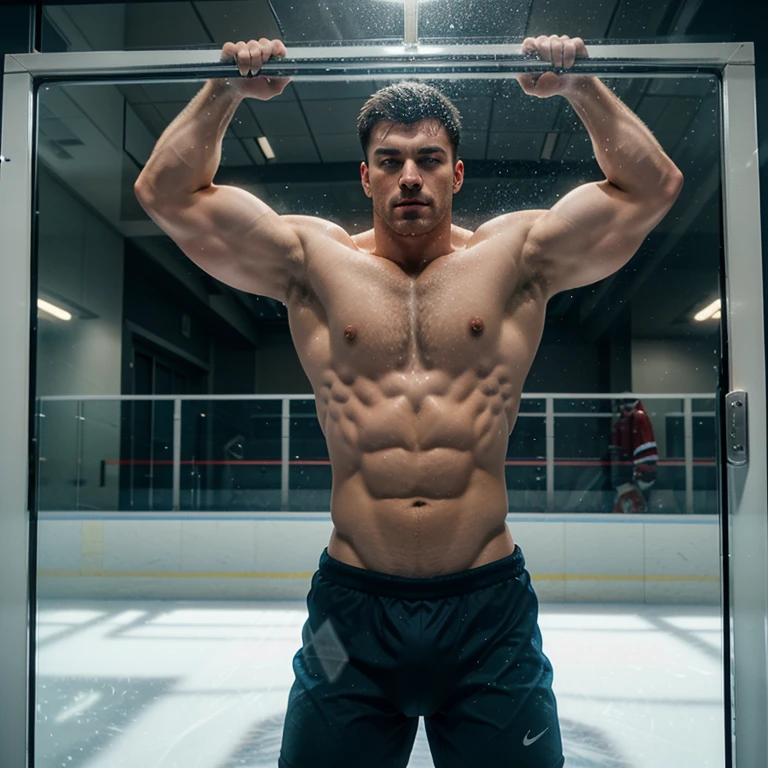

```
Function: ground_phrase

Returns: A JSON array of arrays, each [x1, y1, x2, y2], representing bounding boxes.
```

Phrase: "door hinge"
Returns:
[[725, 390, 748, 467]]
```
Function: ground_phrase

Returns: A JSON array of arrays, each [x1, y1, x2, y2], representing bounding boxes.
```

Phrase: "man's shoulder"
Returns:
[[463, 209, 547, 251], [281, 215, 357, 250]]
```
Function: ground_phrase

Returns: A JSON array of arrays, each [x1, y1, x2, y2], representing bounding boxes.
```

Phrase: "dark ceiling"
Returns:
[[37, 0, 723, 349]]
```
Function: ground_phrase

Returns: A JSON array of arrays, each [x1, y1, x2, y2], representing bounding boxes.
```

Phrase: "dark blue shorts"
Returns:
[[278, 543, 565, 768]]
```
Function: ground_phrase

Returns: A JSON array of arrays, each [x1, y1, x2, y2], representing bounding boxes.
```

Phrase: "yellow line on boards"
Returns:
[[37, 570, 720, 583]]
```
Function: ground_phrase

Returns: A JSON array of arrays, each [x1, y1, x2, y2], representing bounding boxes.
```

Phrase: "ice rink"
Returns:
[[34, 600, 724, 767]]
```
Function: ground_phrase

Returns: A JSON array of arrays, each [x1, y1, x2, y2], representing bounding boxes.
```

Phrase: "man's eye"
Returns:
[[422, 157, 438, 163]]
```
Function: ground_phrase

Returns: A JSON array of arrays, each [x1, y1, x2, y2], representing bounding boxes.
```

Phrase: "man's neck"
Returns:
[[371, 215, 454, 274]]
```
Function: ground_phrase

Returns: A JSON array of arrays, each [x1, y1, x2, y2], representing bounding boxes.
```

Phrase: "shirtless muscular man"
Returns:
[[135, 34, 682, 768]]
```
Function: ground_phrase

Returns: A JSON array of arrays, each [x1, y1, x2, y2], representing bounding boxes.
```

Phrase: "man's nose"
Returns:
[[399, 159, 422, 188]]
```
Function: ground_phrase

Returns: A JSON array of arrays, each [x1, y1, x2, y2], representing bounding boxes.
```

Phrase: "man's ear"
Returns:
[[453, 159, 465, 194], [361, 162, 372, 198]]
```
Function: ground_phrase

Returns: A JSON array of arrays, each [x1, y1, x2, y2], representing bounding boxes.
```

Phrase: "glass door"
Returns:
[[1, 42, 765, 768]]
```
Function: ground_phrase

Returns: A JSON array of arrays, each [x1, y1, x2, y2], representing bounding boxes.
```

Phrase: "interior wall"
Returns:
[[123, 241, 212, 371], [36, 164, 124, 511], [255, 327, 313, 393], [523, 341, 601, 392], [633, 337, 720, 394], [212, 344, 258, 393]]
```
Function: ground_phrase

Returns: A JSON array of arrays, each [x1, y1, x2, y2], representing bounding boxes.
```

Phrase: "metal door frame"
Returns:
[[1, 41, 764, 767]]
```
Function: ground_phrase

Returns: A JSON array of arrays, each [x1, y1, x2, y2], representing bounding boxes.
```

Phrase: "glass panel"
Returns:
[[180, 398, 284, 511], [290, 398, 332, 511], [34, 62, 724, 768], [41, 1, 404, 53], [693, 396, 718, 515], [36, 399, 80, 511], [507, 412, 547, 512]]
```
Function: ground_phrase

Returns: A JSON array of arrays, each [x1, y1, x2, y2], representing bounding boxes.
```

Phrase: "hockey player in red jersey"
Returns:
[[609, 398, 658, 514]]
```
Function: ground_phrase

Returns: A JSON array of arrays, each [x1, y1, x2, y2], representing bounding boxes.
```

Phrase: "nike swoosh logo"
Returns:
[[523, 727, 548, 746]]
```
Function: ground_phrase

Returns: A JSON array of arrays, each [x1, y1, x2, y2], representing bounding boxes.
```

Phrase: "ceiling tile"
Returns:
[[457, 131, 487, 159], [293, 80, 379, 101], [562, 132, 595, 161], [315, 135, 364, 163], [608, 0, 671, 38], [487, 132, 546, 161], [220, 137, 255, 167], [116, 84, 153, 106], [418, 0, 534, 40], [129, 103, 168, 139], [266, 135, 320, 164], [124, 2, 211, 48], [249, 100, 310, 137], [143, 81, 203, 105], [270, 0, 402, 43], [230, 103, 263, 139], [491, 91, 560, 132], [58, 4, 126, 50], [195, 1, 281, 45], [451, 97, 493, 132], [302, 99, 367, 136], [154, 101, 194, 126], [526, 0, 620, 39]]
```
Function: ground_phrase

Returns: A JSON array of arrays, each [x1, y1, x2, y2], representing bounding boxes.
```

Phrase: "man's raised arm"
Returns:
[[134, 39, 303, 303], [519, 35, 684, 299]]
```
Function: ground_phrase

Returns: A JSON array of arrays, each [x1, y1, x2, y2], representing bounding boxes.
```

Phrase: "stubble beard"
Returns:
[[375, 197, 445, 239]]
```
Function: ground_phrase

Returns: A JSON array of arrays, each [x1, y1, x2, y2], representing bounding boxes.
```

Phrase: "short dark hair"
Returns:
[[357, 81, 462, 163]]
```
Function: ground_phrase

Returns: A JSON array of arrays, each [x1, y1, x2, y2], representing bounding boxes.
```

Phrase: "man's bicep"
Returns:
[[523, 180, 674, 298], [138, 183, 304, 302]]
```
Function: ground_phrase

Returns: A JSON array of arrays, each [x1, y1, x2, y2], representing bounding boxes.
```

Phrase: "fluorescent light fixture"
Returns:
[[540, 132, 558, 160], [712, 310, 721, 319], [38, 298, 72, 321], [257, 136, 276, 160], [694, 298, 721, 322]]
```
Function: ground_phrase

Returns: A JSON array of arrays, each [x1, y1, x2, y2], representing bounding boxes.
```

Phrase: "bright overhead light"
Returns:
[[694, 298, 721, 322], [38, 299, 72, 321], [257, 136, 275, 160], [712, 310, 721, 319]]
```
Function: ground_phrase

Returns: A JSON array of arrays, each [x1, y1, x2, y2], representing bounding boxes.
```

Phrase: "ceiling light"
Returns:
[[257, 136, 275, 160], [540, 132, 558, 160], [694, 298, 721, 322], [38, 299, 72, 321]]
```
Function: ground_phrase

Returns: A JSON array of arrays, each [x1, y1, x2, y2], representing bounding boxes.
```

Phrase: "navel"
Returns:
[[344, 324, 357, 342], [469, 316, 485, 334]]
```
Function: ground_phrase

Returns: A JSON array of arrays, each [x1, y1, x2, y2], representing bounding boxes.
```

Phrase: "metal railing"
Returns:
[[35, 392, 717, 515]]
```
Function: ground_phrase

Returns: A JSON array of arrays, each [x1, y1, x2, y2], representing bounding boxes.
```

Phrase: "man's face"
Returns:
[[360, 120, 464, 238]]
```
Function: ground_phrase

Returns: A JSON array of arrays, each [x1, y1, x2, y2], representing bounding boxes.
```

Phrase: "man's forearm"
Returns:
[[136, 79, 244, 199], [563, 76, 682, 195]]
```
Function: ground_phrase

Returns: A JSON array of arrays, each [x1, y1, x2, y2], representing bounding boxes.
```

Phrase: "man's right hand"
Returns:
[[220, 38, 291, 100]]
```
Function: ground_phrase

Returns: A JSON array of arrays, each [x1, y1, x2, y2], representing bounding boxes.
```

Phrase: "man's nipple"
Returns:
[[344, 325, 357, 342], [470, 316, 485, 334]]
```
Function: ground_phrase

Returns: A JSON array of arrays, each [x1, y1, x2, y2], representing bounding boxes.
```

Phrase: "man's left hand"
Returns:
[[517, 35, 589, 98]]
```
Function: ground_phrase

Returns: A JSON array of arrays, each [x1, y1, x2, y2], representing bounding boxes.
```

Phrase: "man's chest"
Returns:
[[286, 237, 546, 381]]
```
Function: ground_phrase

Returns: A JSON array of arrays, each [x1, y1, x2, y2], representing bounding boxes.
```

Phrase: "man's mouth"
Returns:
[[396, 199, 428, 207]]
